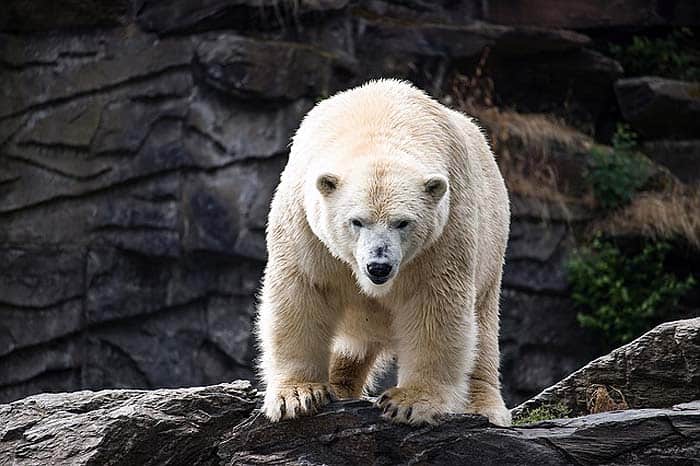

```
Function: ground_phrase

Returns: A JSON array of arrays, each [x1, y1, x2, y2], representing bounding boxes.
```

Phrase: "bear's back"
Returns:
[[289, 80, 458, 168]]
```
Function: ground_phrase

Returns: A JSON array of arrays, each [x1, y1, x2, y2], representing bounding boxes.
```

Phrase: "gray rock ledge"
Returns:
[[513, 318, 700, 419], [1, 379, 699, 465]]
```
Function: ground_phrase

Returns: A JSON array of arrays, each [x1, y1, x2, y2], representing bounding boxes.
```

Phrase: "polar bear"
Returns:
[[256, 79, 511, 426]]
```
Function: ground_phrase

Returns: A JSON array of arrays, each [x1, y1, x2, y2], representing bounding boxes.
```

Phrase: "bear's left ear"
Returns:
[[316, 173, 340, 196], [424, 174, 448, 201]]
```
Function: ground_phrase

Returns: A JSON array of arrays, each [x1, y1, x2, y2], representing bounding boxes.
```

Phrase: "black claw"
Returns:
[[383, 403, 392, 414], [378, 394, 388, 405], [406, 407, 413, 420], [294, 404, 301, 417], [280, 399, 286, 418], [391, 408, 398, 418], [305, 397, 312, 410]]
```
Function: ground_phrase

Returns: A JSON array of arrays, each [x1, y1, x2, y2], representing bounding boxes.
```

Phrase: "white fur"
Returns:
[[256, 79, 511, 426]]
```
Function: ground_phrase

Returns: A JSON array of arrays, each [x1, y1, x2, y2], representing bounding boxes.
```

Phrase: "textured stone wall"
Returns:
[[4, 0, 686, 406]]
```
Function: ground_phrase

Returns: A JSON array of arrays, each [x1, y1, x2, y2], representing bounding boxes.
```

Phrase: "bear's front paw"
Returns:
[[375, 386, 448, 425], [263, 383, 332, 422]]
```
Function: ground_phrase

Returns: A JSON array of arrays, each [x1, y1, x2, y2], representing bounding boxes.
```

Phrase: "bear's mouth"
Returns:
[[368, 275, 391, 285]]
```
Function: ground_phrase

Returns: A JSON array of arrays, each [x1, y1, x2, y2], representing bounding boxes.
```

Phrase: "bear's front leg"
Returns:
[[257, 265, 340, 422], [377, 293, 476, 425]]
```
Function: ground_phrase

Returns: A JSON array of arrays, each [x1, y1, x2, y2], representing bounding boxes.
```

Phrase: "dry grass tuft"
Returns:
[[593, 184, 700, 249], [586, 385, 629, 414], [447, 69, 596, 218], [446, 61, 700, 249], [474, 106, 594, 203]]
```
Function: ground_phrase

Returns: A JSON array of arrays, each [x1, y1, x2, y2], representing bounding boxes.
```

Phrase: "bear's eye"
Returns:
[[395, 220, 411, 229], [351, 219, 363, 228]]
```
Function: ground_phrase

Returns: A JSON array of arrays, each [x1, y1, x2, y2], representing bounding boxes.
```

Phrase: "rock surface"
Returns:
[[0, 0, 620, 408], [512, 318, 700, 419], [615, 77, 700, 139], [482, 0, 700, 28], [222, 400, 700, 466], [2, 0, 697, 409], [643, 140, 700, 185], [0, 379, 698, 465], [0, 381, 258, 465]]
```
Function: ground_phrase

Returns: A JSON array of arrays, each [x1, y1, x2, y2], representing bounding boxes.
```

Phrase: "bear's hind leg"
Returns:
[[330, 347, 379, 399], [467, 281, 512, 426]]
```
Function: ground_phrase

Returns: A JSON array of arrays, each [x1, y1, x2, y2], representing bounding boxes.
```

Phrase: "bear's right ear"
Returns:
[[316, 173, 339, 196]]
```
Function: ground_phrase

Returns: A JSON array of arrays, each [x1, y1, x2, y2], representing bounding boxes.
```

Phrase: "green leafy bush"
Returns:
[[513, 403, 571, 426], [585, 125, 651, 210], [610, 29, 700, 81], [567, 237, 696, 345]]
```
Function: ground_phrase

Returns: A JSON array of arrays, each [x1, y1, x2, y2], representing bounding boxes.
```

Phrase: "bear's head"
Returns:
[[306, 154, 450, 297]]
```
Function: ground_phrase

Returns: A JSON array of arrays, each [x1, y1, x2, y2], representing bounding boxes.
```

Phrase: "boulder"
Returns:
[[351, 15, 592, 95], [355, 18, 590, 60], [615, 77, 700, 139], [1, 380, 698, 465], [512, 318, 700, 419], [0, 381, 258, 465], [490, 49, 623, 133]]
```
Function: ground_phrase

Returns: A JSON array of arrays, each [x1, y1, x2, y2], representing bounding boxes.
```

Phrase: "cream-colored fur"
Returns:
[[256, 79, 511, 426]]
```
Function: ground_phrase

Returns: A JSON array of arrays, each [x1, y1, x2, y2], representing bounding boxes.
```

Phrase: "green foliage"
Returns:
[[567, 237, 696, 345], [513, 403, 571, 425], [610, 29, 700, 81], [585, 125, 651, 210]]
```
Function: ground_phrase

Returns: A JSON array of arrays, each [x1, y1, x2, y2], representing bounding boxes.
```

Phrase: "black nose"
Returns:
[[367, 262, 392, 282]]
